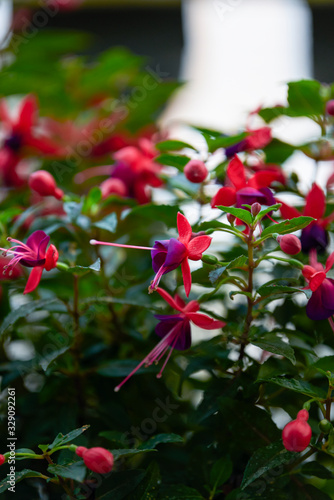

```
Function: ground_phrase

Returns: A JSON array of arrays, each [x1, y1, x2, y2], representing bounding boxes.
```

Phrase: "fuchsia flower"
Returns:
[[302, 250, 334, 321], [225, 127, 272, 157], [0, 231, 58, 294], [76, 446, 114, 474], [28, 170, 64, 200], [114, 287, 225, 391], [0, 95, 61, 186], [91, 212, 212, 297], [211, 155, 280, 209], [279, 183, 334, 253], [282, 409, 312, 452]]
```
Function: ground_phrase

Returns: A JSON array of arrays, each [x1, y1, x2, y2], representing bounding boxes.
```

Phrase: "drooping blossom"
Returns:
[[76, 447, 114, 474], [211, 155, 280, 209], [28, 170, 64, 200], [0, 231, 58, 294], [91, 212, 211, 297], [114, 287, 225, 391], [0, 95, 61, 186], [225, 127, 272, 158], [279, 183, 334, 253], [282, 409, 312, 452], [302, 250, 334, 321]]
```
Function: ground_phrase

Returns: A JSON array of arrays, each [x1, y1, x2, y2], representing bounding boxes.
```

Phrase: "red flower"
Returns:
[[282, 409, 312, 452], [0, 95, 62, 186], [76, 447, 113, 474], [114, 287, 225, 391], [279, 183, 334, 253], [211, 155, 279, 209], [225, 127, 272, 157], [302, 250, 334, 320], [0, 230, 59, 294]]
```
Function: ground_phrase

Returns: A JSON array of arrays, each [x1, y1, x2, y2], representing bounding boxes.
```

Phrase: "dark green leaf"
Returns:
[[138, 433, 183, 450], [48, 425, 90, 450], [93, 213, 118, 233], [98, 470, 146, 500], [67, 258, 101, 275], [251, 337, 296, 365], [48, 461, 86, 482], [155, 140, 197, 152], [301, 462, 333, 479], [158, 485, 205, 499], [127, 461, 161, 500], [209, 456, 233, 489], [217, 206, 253, 225], [155, 153, 190, 170], [209, 255, 248, 284], [261, 216, 314, 238], [257, 377, 327, 399], [0, 298, 59, 336], [111, 448, 156, 460], [0, 469, 46, 493]]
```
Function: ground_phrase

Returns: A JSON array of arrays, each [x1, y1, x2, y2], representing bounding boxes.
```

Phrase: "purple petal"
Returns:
[[306, 285, 334, 321], [26, 231, 50, 259], [301, 224, 329, 253], [236, 187, 268, 208], [225, 140, 247, 158], [151, 240, 169, 273], [321, 279, 334, 311], [155, 317, 191, 351], [151, 238, 187, 275]]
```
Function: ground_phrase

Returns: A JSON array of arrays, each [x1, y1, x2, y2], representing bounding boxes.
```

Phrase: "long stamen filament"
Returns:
[[90, 239, 154, 251]]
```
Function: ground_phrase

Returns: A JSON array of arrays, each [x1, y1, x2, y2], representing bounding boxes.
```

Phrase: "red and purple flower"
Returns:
[[279, 183, 334, 253], [114, 287, 225, 391], [211, 155, 279, 210], [0, 230, 58, 294], [225, 127, 272, 158], [302, 250, 334, 321]]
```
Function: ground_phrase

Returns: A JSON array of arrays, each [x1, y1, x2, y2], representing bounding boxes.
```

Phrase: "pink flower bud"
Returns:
[[80, 447, 114, 474], [100, 178, 127, 199], [184, 160, 208, 183], [29, 170, 64, 200], [75, 446, 88, 458], [0, 455, 5, 465], [227, 213, 236, 225], [277, 234, 301, 255], [282, 410, 312, 452], [44, 244, 59, 271], [251, 202, 261, 216], [326, 100, 334, 116]]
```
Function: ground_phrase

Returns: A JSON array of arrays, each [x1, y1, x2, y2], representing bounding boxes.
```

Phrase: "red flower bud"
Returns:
[[44, 244, 59, 271], [75, 446, 88, 458], [184, 160, 208, 183], [79, 447, 114, 474], [326, 100, 334, 116], [29, 170, 64, 200], [282, 410, 312, 452], [100, 178, 127, 199], [277, 234, 301, 255], [0, 454, 5, 465]]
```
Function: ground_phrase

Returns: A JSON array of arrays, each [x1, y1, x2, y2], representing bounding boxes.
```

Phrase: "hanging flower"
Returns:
[[302, 250, 334, 321], [211, 155, 280, 209], [114, 287, 225, 391], [91, 212, 211, 297], [279, 183, 334, 253], [0, 230, 59, 294], [225, 127, 272, 158]]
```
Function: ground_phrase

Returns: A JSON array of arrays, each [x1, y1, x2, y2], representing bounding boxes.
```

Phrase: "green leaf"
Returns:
[[311, 356, 334, 373], [97, 470, 146, 500], [48, 425, 90, 450], [0, 298, 59, 336], [127, 461, 161, 500], [301, 462, 333, 479], [0, 469, 46, 493], [241, 441, 294, 489], [254, 203, 282, 222], [260, 216, 314, 238], [123, 203, 180, 229], [209, 456, 233, 489], [262, 139, 297, 164], [47, 461, 86, 482], [155, 140, 197, 152], [67, 258, 101, 275], [251, 337, 296, 365], [93, 213, 118, 234], [256, 376, 327, 399], [15, 448, 36, 460], [257, 284, 306, 299], [209, 255, 248, 284], [158, 485, 205, 499], [138, 433, 184, 450], [217, 206, 253, 225], [288, 80, 325, 116], [155, 153, 190, 170], [83, 187, 102, 213]]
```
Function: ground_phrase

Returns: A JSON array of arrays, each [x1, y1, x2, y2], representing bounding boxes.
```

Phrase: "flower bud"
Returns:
[[282, 410, 312, 452], [79, 447, 114, 474], [251, 202, 261, 216], [184, 160, 208, 183], [0, 455, 5, 466], [100, 178, 127, 199], [75, 446, 88, 458], [227, 213, 236, 225], [29, 170, 64, 200], [44, 244, 59, 271], [277, 234, 301, 255], [319, 419, 332, 434], [201, 254, 218, 265], [326, 100, 334, 116]]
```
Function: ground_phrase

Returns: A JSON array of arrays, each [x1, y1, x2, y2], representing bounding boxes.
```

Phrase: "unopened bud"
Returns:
[[0, 455, 5, 466], [251, 202, 261, 216], [29, 170, 64, 200], [227, 213, 236, 225], [319, 419, 332, 434], [201, 254, 218, 265], [277, 234, 301, 255], [326, 100, 334, 116], [184, 160, 208, 183]]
